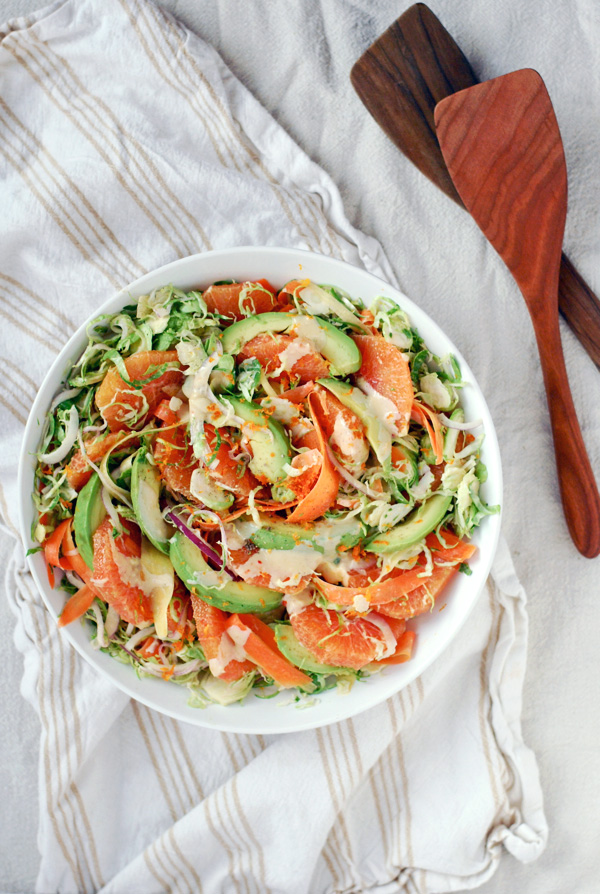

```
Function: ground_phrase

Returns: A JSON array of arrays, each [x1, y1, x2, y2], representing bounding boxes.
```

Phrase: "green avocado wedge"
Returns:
[[131, 448, 174, 554], [73, 472, 106, 570], [366, 494, 452, 555], [317, 377, 392, 468], [169, 530, 283, 613], [221, 395, 291, 484], [220, 312, 362, 375], [272, 623, 352, 675]]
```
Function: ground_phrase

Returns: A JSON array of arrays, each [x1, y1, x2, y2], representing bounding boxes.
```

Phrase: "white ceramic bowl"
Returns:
[[18, 247, 502, 734]]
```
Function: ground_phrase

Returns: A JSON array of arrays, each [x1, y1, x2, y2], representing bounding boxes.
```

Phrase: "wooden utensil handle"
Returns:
[[559, 253, 600, 370], [535, 313, 600, 557], [352, 4, 600, 369]]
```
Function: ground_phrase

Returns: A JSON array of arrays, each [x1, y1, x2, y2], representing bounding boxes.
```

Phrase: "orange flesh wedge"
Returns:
[[352, 334, 413, 435], [202, 282, 280, 320], [238, 333, 330, 384], [154, 423, 197, 499], [372, 562, 468, 620], [190, 597, 254, 681], [96, 350, 183, 432], [315, 533, 476, 607], [225, 613, 313, 689], [65, 431, 131, 491], [204, 425, 261, 497], [91, 518, 153, 626], [290, 605, 405, 670]]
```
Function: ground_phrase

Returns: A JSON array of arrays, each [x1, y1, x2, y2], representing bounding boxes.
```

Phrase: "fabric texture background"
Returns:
[[0, 0, 598, 892]]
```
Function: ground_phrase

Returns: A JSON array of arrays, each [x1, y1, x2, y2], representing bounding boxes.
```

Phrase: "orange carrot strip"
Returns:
[[411, 401, 444, 464], [315, 536, 477, 607], [376, 630, 415, 665], [280, 381, 315, 404], [286, 392, 340, 524], [44, 518, 72, 571], [226, 614, 314, 690], [57, 584, 96, 628], [314, 569, 422, 607], [62, 521, 104, 596]]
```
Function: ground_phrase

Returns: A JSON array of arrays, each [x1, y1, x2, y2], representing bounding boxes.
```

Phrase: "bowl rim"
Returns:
[[17, 245, 503, 733]]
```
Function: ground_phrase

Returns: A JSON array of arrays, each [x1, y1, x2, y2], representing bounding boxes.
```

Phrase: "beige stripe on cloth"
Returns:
[[1, 0, 547, 892]]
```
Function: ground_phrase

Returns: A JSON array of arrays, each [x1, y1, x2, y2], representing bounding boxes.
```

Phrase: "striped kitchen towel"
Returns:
[[1, 0, 546, 891]]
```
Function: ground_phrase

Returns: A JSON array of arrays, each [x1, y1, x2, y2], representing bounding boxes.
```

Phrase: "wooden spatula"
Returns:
[[350, 3, 600, 371], [434, 69, 600, 558]]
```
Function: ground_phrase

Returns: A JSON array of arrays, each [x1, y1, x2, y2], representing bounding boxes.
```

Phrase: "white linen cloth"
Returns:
[[0, 0, 553, 890]]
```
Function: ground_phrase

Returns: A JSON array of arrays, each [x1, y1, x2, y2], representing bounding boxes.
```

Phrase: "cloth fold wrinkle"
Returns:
[[0, 0, 547, 891]]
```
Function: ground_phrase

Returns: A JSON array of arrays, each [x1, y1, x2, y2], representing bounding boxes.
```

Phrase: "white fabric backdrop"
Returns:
[[1, 0, 599, 892]]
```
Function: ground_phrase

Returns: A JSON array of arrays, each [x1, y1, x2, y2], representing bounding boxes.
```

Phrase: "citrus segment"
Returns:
[[238, 333, 330, 384], [372, 564, 460, 620], [202, 281, 279, 320], [91, 518, 153, 626], [289, 604, 404, 670], [312, 386, 368, 470], [353, 334, 412, 434], [154, 423, 197, 499], [190, 596, 254, 681], [65, 431, 131, 490], [203, 425, 261, 497], [96, 350, 183, 432]]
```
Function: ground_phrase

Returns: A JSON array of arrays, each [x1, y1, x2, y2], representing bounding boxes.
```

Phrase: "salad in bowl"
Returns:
[[21, 248, 501, 732]]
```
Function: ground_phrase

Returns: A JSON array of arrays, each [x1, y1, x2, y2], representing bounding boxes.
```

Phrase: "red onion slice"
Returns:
[[167, 509, 237, 579]]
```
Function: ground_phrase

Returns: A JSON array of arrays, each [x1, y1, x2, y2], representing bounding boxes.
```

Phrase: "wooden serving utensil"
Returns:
[[434, 69, 600, 557], [350, 3, 600, 371]]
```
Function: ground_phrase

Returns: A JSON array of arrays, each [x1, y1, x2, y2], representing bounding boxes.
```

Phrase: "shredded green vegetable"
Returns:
[[34, 276, 499, 707]]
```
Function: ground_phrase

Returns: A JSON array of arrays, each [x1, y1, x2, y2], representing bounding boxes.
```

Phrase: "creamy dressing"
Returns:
[[272, 338, 314, 375], [179, 344, 242, 453], [286, 449, 320, 478], [288, 316, 329, 355], [356, 377, 408, 435], [283, 588, 314, 617], [365, 613, 397, 659], [227, 624, 251, 649], [352, 594, 370, 613], [331, 413, 369, 469], [290, 417, 314, 441], [224, 515, 360, 590], [235, 545, 319, 589], [108, 535, 174, 634], [208, 628, 249, 677], [261, 396, 301, 426]]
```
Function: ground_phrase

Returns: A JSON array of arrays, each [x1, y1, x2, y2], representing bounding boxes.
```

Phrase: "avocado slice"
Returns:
[[273, 623, 352, 675], [443, 408, 464, 461], [250, 516, 320, 551], [221, 395, 291, 484], [170, 530, 283, 613], [251, 529, 308, 551], [317, 377, 392, 468], [131, 449, 174, 554], [221, 312, 361, 375], [73, 472, 106, 570], [366, 494, 452, 554], [189, 466, 234, 512], [241, 512, 360, 554]]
